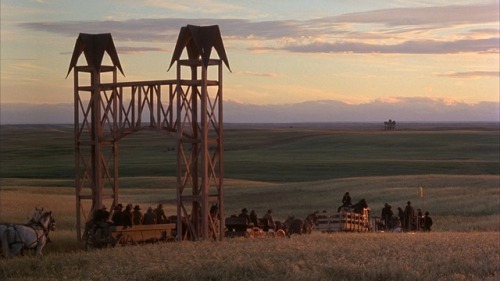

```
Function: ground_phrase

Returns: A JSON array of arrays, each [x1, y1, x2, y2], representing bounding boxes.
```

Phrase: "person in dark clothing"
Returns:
[[381, 203, 394, 229], [238, 208, 250, 225], [93, 205, 110, 223], [143, 207, 157, 225], [249, 210, 259, 227], [111, 204, 125, 226], [397, 207, 404, 224], [93, 205, 111, 239], [262, 209, 275, 232], [404, 201, 415, 231], [417, 209, 424, 230], [154, 204, 168, 224], [132, 205, 143, 225], [423, 211, 433, 232], [122, 204, 133, 228], [338, 192, 352, 212]]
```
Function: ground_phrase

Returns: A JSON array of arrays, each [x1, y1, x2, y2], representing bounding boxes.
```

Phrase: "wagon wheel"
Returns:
[[274, 229, 286, 238], [251, 227, 264, 238]]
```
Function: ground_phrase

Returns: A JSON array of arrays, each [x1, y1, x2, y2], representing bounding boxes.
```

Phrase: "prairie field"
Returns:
[[0, 123, 499, 280]]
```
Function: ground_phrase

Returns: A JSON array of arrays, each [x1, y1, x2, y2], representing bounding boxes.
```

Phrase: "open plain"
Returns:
[[0, 123, 499, 280]]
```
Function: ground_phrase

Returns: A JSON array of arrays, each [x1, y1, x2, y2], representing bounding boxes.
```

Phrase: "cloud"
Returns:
[[232, 71, 279, 78], [332, 3, 499, 26], [436, 71, 500, 78], [281, 38, 499, 54], [18, 2, 498, 52]]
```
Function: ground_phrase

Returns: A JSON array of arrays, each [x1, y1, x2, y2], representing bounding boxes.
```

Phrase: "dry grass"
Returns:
[[1, 174, 499, 280], [1, 232, 498, 281]]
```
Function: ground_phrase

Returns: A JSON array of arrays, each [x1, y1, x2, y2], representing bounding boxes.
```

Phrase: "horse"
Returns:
[[302, 211, 319, 234], [0, 207, 45, 253], [2, 211, 55, 258], [283, 211, 319, 237], [285, 216, 303, 237]]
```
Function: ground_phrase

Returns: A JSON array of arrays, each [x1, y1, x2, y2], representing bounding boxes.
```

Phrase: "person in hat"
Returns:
[[262, 209, 275, 232], [249, 210, 259, 227], [423, 211, 433, 232], [111, 203, 125, 226], [122, 203, 133, 228], [238, 208, 250, 225], [93, 205, 110, 223], [404, 201, 415, 231], [154, 203, 168, 224], [381, 203, 393, 230], [338, 192, 352, 212], [132, 205, 143, 225], [143, 207, 157, 225], [92, 205, 112, 240]]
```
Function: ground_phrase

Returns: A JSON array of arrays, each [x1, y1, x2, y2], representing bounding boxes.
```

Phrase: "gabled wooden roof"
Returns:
[[169, 25, 230, 72], [66, 33, 124, 78]]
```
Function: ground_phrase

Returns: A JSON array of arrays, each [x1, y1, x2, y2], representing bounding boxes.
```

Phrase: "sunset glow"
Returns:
[[0, 0, 498, 123]]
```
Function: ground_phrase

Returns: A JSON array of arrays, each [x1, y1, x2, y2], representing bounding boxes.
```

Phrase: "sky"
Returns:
[[0, 0, 499, 123]]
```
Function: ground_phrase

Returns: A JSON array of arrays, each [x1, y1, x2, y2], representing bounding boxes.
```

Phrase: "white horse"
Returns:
[[1, 211, 55, 258], [0, 207, 45, 253]]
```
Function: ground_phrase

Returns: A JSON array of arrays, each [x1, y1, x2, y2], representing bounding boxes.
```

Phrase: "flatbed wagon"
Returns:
[[316, 208, 374, 232], [112, 223, 176, 245]]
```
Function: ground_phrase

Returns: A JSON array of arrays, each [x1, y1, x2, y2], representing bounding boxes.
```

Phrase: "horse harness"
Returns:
[[6, 220, 52, 253]]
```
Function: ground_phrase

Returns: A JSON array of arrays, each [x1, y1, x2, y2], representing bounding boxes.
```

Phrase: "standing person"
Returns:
[[249, 210, 259, 227], [111, 204, 125, 226], [238, 208, 250, 225], [154, 204, 168, 224], [93, 205, 111, 239], [417, 209, 424, 231], [404, 201, 415, 231], [122, 204, 133, 228], [397, 207, 404, 225], [338, 192, 352, 212], [381, 203, 393, 229], [423, 211, 433, 232], [132, 205, 143, 225], [262, 209, 275, 232], [143, 207, 157, 225]]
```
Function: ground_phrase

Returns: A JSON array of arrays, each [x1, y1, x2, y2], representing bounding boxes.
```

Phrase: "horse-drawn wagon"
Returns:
[[112, 223, 176, 245], [316, 208, 372, 232]]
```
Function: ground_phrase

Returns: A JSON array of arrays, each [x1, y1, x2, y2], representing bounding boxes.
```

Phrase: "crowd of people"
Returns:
[[93, 203, 170, 228], [380, 201, 433, 232], [236, 208, 275, 231], [336, 192, 433, 232]]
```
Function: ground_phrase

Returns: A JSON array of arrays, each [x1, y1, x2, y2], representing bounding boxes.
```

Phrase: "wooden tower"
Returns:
[[69, 25, 229, 241]]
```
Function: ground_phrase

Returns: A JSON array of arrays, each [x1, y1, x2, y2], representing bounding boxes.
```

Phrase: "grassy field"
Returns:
[[0, 123, 499, 280]]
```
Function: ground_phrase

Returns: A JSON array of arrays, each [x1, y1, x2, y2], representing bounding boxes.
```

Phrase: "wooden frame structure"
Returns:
[[70, 26, 228, 241]]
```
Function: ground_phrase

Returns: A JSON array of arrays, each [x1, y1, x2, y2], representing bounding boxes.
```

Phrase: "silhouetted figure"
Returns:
[[423, 211, 433, 232], [417, 209, 424, 230], [338, 192, 352, 212], [122, 203, 133, 228], [238, 208, 250, 225], [404, 201, 415, 231], [154, 204, 168, 224], [143, 207, 157, 225], [262, 209, 275, 232], [249, 210, 259, 227], [132, 205, 143, 225], [111, 203, 125, 226], [381, 203, 393, 229]]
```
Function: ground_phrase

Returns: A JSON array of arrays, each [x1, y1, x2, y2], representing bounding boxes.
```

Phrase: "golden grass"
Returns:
[[1, 232, 498, 281], [1, 175, 499, 280]]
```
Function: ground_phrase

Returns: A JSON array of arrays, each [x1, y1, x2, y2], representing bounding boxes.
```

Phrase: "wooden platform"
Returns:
[[112, 223, 176, 245]]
